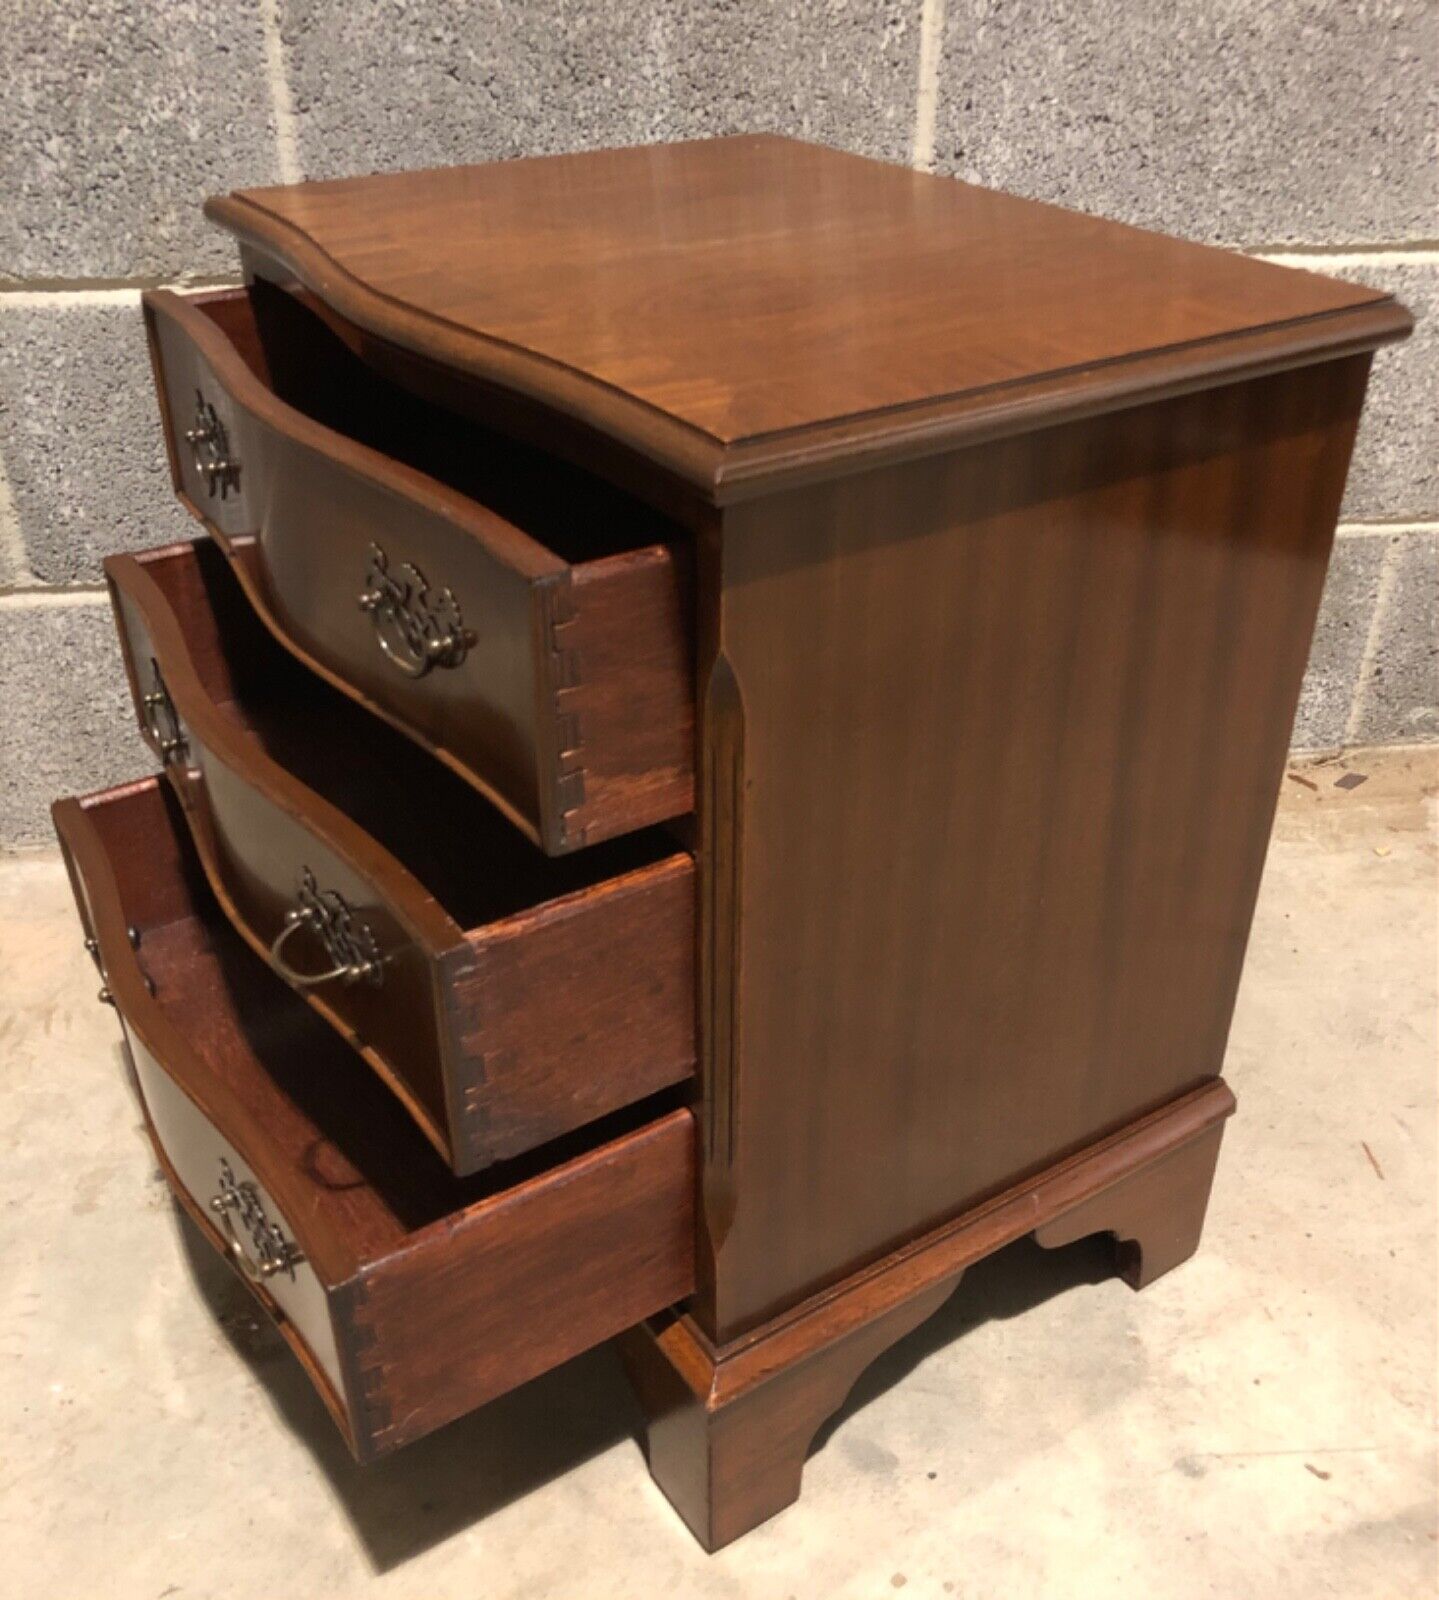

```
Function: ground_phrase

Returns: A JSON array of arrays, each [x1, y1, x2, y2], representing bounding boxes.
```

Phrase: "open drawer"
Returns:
[[143, 280, 694, 854], [106, 538, 696, 1175], [53, 778, 696, 1462]]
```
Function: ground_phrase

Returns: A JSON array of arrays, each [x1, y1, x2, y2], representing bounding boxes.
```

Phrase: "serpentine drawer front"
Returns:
[[52, 778, 697, 1463], [143, 281, 694, 855], [105, 538, 697, 1176]]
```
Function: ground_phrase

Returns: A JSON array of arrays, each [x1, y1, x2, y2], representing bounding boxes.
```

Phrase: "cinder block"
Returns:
[[1291, 532, 1387, 752], [0, 300, 179, 585], [661, 2, 920, 162], [1351, 531, 1439, 745], [1326, 260, 1436, 523], [0, 598, 143, 849], [0, 456, 26, 588], [931, 0, 1437, 247], [2, 1, 281, 281], [279, 0, 920, 180]]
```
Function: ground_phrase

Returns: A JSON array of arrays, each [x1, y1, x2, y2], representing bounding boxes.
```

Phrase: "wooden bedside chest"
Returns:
[[53, 135, 1409, 1551]]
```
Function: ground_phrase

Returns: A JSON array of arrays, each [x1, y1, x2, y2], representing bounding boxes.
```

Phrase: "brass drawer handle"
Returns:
[[142, 658, 188, 765], [357, 543, 472, 678], [83, 924, 149, 1006], [208, 1158, 304, 1282], [269, 867, 383, 989], [183, 389, 241, 501]]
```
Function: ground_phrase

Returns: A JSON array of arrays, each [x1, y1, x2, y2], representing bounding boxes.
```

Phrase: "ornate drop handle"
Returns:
[[183, 388, 241, 501], [83, 923, 150, 1006], [357, 543, 472, 678], [209, 1158, 304, 1282], [268, 868, 383, 989], [142, 658, 188, 765]]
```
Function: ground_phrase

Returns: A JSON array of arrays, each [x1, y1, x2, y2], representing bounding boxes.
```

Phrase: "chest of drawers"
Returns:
[[54, 134, 1409, 1551]]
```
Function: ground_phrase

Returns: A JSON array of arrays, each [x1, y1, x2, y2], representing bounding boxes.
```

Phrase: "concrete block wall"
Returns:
[[1, 0, 1434, 847]]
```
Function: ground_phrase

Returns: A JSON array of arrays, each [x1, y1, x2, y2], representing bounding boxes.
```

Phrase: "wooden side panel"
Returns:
[[555, 546, 697, 850], [458, 854, 698, 1164], [698, 357, 1372, 1340], [345, 1108, 697, 1458]]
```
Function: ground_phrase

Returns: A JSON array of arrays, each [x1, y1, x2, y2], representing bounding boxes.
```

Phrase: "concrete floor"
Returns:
[[1, 749, 1434, 1599]]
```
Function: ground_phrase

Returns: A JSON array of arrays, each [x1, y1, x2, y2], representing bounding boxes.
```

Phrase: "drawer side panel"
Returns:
[[346, 1107, 697, 1458], [457, 853, 698, 1166]]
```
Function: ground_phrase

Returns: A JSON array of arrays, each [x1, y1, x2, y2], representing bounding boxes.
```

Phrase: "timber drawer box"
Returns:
[[143, 282, 695, 855], [53, 778, 696, 1461], [56, 135, 1412, 1551], [104, 537, 697, 1175]]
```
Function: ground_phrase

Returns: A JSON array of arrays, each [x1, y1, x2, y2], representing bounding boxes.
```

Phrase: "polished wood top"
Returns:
[[209, 135, 1410, 499]]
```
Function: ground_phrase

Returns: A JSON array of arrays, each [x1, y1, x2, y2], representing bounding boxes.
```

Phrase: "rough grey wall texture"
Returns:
[[3, 2, 281, 281], [1330, 261, 1437, 521], [0, 0, 1434, 846], [0, 599, 139, 847], [1354, 529, 1439, 745], [930, 0, 1438, 247], [283, 1, 921, 174], [0, 302, 176, 584]]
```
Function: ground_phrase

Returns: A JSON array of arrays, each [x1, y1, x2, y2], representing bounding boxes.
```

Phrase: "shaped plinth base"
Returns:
[[619, 1078, 1233, 1550]]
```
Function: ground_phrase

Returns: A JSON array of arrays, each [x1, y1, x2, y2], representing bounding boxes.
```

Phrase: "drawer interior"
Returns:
[[134, 539, 683, 931], [76, 778, 682, 1234], [58, 776, 697, 1457], [202, 281, 680, 566]]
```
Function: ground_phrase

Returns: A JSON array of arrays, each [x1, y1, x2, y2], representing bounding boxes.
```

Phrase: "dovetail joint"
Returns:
[[343, 1280, 396, 1449], [545, 580, 588, 847], [449, 945, 490, 1166]]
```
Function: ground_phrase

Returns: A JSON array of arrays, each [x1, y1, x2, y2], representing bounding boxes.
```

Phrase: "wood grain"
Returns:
[[52, 778, 696, 1463], [84, 140, 1413, 1545], [105, 539, 696, 1173], [205, 136, 1409, 498], [347, 1111, 696, 1456], [620, 1077, 1233, 1549], [143, 281, 694, 852], [1034, 1123, 1227, 1289], [696, 354, 1371, 1340]]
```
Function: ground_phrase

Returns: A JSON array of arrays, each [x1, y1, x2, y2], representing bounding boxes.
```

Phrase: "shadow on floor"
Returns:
[[171, 1206, 638, 1570], [171, 1202, 1118, 1571], [812, 1231, 1118, 1455]]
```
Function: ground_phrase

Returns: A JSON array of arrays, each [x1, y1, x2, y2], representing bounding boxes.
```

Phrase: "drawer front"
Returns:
[[106, 540, 697, 1175], [187, 747, 456, 1151], [111, 584, 192, 774], [53, 779, 698, 1464], [111, 570, 454, 1148], [149, 288, 543, 821], [144, 285, 694, 854], [126, 1026, 346, 1400]]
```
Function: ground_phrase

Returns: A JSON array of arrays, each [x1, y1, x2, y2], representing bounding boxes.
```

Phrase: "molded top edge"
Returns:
[[206, 136, 1411, 501]]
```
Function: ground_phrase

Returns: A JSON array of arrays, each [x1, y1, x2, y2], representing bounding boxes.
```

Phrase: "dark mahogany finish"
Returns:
[[55, 136, 1409, 1551], [144, 282, 694, 854], [620, 1080, 1232, 1549], [695, 353, 1375, 1339], [206, 135, 1404, 501], [105, 539, 695, 1174], [53, 779, 696, 1461]]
